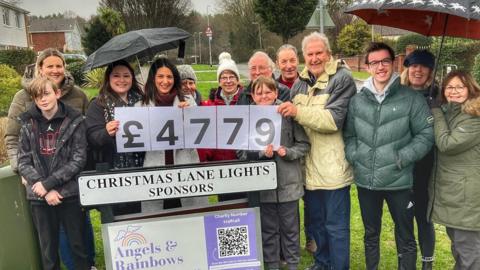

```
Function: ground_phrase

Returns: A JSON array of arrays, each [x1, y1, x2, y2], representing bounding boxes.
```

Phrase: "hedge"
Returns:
[[0, 49, 35, 74], [0, 64, 21, 116]]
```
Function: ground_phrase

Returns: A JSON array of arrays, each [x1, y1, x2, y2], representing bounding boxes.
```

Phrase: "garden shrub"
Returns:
[[0, 49, 35, 74], [395, 34, 432, 54], [83, 67, 106, 89], [473, 54, 480, 84], [67, 60, 86, 86], [0, 64, 21, 116]]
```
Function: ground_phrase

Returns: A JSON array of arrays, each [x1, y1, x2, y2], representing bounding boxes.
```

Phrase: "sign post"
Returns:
[[206, 26, 213, 67]]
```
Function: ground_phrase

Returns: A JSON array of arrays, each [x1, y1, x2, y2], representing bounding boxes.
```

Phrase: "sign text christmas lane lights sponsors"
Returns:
[[78, 161, 277, 206]]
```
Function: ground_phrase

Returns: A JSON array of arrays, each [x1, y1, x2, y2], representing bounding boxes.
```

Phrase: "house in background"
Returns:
[[29, 17, 84, 53], [0, 0, 29, 49], [372, 25, 413, 40]]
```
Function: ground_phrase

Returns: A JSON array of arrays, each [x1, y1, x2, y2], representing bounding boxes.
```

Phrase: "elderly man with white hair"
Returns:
[[278, 32, 356, 270], [237, 51, 290, 105]]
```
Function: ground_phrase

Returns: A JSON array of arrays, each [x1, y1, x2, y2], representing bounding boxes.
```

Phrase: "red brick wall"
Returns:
[[30, 32, 65, 53]]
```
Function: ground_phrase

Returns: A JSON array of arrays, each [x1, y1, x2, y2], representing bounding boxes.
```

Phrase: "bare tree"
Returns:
[[100, 0, 193, 31], [220, 0, 261, 62]]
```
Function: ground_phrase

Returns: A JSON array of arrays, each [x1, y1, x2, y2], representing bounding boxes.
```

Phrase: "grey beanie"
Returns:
[[177, 65, 197, 81]]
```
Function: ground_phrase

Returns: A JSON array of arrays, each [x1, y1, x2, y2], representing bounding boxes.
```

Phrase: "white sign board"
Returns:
[[183, 106, 217, 149], [149, 107, 184, 150], [114, 106, 282, 152], [78, 161, 277, 206], [248, 105, 281, 150], [216, 106, 249, 150], [102, 208, 263, 270], [115, 107, 151, 153]]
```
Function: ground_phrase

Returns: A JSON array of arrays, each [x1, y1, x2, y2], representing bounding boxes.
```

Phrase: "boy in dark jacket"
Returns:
[[18, 76, 89, 270], [237, 76, 310, 270]]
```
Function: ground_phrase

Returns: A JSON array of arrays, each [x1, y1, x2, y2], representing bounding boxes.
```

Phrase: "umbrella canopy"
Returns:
[[84, 27, 191, 71], [345, 0, 480, 39]]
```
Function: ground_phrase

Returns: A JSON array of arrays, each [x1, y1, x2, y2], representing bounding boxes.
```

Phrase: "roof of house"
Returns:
[[29, 17, 79, 33], [0, 0, 29, 14], [373, 25, 414, 36]]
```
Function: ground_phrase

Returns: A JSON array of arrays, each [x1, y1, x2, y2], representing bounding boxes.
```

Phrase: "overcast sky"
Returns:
[[18, 0, 219, 18]]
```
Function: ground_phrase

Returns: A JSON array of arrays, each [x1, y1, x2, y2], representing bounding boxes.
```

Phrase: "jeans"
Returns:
[[59, 211, 95, 269], [304, 186, 351, 270]]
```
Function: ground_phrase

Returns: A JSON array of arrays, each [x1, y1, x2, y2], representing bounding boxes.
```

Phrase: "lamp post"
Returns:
[[193, 32, 198, 64], [207, 5, 213, 67], [252, 22, 263, 49], [198, 32, 202, 64]]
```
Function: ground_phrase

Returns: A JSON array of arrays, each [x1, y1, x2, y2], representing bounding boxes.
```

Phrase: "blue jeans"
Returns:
[[304, 186, 351, 270], [60, 211, 95, 269]]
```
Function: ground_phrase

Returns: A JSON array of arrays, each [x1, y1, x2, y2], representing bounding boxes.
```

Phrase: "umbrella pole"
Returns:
[[136, 56, 145, 84], [430, 14, 449, 97]]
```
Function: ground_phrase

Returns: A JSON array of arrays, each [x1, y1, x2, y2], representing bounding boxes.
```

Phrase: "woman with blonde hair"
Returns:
[[401, 49, 438, 270], [5, 48, 94, 269], [428, 70, 480, 269]]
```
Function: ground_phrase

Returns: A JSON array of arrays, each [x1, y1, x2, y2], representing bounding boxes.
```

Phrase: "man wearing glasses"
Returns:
[[343, 42, 434, 270], [238, 51, 290, 105]]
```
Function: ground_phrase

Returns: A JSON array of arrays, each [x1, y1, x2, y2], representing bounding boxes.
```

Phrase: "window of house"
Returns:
[[2, 8, 10, 26], [15, 12, 21, 27]]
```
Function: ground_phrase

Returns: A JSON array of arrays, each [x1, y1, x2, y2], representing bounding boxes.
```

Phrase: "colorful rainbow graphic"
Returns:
[[121, 232, 147, 247]]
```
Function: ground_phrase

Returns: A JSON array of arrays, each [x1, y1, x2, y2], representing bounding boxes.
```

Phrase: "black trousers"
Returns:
[[260, 201, 300, 269], [357, 187, 417, 270], [30, 199, 89, 270], [413, 150, 436, 261]]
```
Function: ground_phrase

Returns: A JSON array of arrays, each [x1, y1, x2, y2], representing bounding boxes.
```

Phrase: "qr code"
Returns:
[[217, 225, 250, 258]]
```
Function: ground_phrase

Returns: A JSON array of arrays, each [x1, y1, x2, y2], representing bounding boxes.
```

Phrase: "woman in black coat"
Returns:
[[85, 60, 144, 214]]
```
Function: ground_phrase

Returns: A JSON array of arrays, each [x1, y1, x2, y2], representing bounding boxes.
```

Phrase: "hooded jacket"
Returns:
[[428, 97, 480, 231], [5, 72, 88, 171], [237, 100, 310, 203], [344, 76, 434, 190], [290, 59, 356, 190], [17, 101, 87, 201]]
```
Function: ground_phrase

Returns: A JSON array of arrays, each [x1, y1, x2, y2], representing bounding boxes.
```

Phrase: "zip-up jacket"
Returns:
[[344, 77, 434, 190], [18, 102, 87, 201]]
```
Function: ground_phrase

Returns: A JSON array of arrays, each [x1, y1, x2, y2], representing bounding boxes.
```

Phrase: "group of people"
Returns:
[[3, 30, 480, 270]]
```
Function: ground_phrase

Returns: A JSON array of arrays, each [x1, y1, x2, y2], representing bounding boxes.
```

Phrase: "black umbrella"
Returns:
[[345, 0, 480, 96], [84, 27, 191, 71]]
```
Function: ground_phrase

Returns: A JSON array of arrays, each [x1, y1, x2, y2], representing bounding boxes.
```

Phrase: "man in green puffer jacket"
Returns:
[[344, 42, 434, 270]]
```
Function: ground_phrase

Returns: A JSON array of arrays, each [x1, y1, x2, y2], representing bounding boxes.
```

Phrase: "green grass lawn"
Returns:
[[192, 64, 217, 71], [89, 185, 454, 269], [352, 71, 370, 80]]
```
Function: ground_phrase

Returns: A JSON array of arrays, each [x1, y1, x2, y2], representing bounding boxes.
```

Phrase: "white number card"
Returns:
[[183, 106, 217, 149], [216, 106, 249, 150], [115, 107, 150, 153], [149, 107, 184, 150], [248, 105, 282, 150]]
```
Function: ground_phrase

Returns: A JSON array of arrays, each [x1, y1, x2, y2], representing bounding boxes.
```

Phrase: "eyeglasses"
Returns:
[[220, 75, 237, 82], [249, 66, 270, 73], [367, 58, 393, 68], [445, 85, 466, 93]]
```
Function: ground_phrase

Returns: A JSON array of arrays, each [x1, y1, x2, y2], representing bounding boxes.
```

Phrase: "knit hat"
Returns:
[[177, 64, 197, 81], [217, 52, 240, 81], [403, 49, 435, 70]]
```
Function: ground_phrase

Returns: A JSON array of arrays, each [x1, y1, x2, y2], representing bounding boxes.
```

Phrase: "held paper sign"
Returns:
[[78, 161, 277, 206], [102, 208, 262, 270]]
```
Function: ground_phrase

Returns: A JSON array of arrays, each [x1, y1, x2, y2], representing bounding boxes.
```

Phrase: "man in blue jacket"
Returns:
[[344, 42, 434, 270]]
